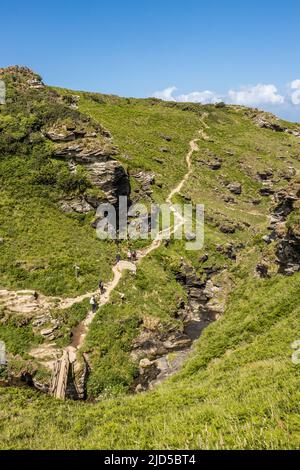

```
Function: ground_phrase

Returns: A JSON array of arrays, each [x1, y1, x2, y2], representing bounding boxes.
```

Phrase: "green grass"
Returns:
[[84, 252, 187, 397], [1, 71, 300, 449], [78, 92, 201, 203], [0, 271, 299, 449]]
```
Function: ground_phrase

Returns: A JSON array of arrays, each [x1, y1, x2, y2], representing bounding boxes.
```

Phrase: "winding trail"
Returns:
[[68, 125, 205, 351], [2, 115, 210, 391]]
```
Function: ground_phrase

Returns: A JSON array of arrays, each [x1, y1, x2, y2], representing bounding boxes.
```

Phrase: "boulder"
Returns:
[[257, 169, 273, 180], [254, 116, 286, 132], [208, 159, 222, 170], [256, 263, 269, 278], [280, 167, 296, 181], [227, 182, 242, 195], [59, 197, 93, 214], [40, 325, 58, 337], [260, 186, 275, 196], [159, 133, 172, 142], [219, 223, 237, 234]]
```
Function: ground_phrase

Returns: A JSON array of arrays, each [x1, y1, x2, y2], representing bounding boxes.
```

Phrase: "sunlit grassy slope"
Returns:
[[0, 81, 300, 449], [1, 271, 299, 449]]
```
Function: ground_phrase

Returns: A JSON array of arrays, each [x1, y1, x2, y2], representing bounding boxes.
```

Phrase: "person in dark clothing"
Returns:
[[98, 280, 105, 294], [116, 252, 121, 264]]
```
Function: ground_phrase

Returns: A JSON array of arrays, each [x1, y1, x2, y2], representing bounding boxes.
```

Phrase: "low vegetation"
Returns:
[[0, 67, 300, 449]]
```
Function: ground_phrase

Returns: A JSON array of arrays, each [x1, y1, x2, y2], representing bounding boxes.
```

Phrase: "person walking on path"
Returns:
[[116, 252, 121, 264], [98, 279, 105, 294], [90, 296, 98, 313]]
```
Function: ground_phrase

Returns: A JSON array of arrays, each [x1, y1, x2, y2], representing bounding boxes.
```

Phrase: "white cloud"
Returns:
[[176, 90, 222, 104], [153, 86, 177, 101], [152, 81, 300, 117], [152, 87, 221, 104], [290, 79, 300, 105], [228, 84, 284, 106]]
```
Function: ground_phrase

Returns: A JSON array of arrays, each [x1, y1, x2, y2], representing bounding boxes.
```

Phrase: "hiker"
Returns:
[[127, 249, 132, 261], [116, 252, 121, 264], [98, 279, 105, 294], [90, 296, 98, 313], [132, 250, 137, 261], [74, 264, 80, 279]]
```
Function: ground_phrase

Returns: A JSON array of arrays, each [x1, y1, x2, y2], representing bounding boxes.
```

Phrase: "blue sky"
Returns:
[[1, 0, 300, 121]]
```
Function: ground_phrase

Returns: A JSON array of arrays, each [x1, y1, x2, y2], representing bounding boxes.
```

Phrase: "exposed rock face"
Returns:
[[255, 116, 286, 132], [266, 180, 300, 275], [260, 184, 275, 196], [59, 197, 94, 214], [219, 222, 237, 234], [0, 67, 131, 210], [132, 171, 155, 199], [257, 169, 274, 181], [159, 133, 172, 142], [216, 242, 238, 260], [0, 289, 42, 317], [44, 122, 131, 206], [0, 66, 45, 90], [280, 167, 296, 181], [85, 160, 130, 205], [274, 184, 300, 275], [196, 151, 222, 170], [256, 263, 269, 278], [252, 111, 300, 137]]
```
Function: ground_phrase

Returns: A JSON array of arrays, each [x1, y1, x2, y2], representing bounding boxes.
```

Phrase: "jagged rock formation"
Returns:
[[250, 109, 300, 137], [43, 116, 130, 208], [0, 66, 45, 90], [262, 179, 300, 275], [0, 66, 131, 209], [132, 171, 155, 199], [272, 181, 300, 275]]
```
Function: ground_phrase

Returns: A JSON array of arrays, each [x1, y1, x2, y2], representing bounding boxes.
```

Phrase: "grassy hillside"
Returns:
[[1, 271, 299, 449], [0, 67, 300, 449]]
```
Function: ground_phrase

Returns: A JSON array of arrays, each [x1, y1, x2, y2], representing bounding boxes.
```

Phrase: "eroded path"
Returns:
[[1, 116, 209, 393]]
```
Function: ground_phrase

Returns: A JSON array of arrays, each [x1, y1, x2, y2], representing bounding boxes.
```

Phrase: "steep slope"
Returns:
[[0, 67, 300, 449]]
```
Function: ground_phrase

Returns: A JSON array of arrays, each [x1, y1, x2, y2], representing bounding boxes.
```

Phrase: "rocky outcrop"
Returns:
[[0, 289, 44, 317], [59, 197, 94, 213], [227, 182, 242, 195], [259, 182, 275, 196], [257, 169, 274, 181], [0, 67, 131, 209], [132, 171, 155, 199], [252, 111, 300, 137], [86, 160, 130, 205], [44, 122, 130, 206], [255, 263, 269, 278], [265, 180, 300, 275], [0, 66, 44, 90], [254, 115, 286, 133], [196, 151, 222, 170]]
